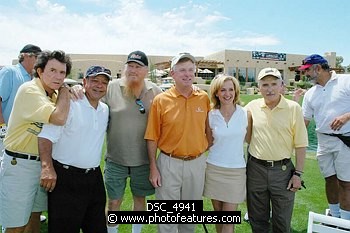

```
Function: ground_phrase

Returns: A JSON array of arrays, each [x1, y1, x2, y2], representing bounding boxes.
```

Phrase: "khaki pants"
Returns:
[[156, 152, 206, 233]]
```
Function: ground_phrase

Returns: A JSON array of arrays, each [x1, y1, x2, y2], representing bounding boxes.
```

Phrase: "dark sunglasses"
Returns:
[[135, 99, 146, 114]]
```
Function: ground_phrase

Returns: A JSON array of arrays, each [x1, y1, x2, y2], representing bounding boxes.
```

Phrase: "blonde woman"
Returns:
[[204, 75, 252, 233]]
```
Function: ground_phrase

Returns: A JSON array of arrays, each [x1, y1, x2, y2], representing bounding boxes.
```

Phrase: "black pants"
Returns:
[[247, 157, 295, 233], [48, 161, 107, 233]]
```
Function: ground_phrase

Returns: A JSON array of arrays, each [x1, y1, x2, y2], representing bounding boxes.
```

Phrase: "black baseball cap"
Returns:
[[126, 50, 148, 66], [20, 44, 42, 54]]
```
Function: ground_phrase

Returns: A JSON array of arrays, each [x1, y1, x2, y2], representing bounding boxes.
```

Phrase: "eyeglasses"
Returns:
[[135, 99, 145, 114]]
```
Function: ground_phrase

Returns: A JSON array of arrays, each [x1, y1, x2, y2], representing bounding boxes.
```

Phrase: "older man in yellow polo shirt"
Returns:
[[245, 68, 308, 233], [145, 53, 210, 233]]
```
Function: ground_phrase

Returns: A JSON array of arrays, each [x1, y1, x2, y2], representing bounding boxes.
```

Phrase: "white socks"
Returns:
[[329, 203, 341, 218], [107, 224, 142, 233], [132, 224, 142, 233], [107, 225, 119, 233], [340, 208, 350, 220]]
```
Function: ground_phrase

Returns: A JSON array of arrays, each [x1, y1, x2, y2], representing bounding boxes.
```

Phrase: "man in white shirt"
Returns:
[[38, 65, 111, 233], [300, 54, 350, 220]]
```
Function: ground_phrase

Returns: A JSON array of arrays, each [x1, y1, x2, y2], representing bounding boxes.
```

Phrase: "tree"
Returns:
[[336, 56, 344, 68], [148, 63, 158, 84]]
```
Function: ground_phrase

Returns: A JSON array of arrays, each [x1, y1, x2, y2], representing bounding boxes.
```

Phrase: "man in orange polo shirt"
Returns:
[[145, 53, 210, 233]]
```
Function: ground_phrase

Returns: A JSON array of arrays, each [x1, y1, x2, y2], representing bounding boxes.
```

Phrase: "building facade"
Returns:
[[11, 50, 337, 84], [205, 50, 336, 84]]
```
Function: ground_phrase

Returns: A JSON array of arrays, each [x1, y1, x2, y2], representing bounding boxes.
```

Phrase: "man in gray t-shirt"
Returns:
[[104, 51, 162, 233]]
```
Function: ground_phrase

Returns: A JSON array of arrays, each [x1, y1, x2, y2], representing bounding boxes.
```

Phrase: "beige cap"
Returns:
[[170, 53, 196, 70], [258, 68, 282, 80]]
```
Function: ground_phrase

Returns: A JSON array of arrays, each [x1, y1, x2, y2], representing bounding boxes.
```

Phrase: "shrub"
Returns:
[[296, 81, 313, 89]]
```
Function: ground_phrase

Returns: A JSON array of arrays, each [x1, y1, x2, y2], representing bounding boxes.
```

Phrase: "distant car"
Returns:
[[159, 83, 173, 91], [159, 77, 174, 91]]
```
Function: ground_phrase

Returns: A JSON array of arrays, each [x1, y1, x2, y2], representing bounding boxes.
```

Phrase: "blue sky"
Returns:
[[0, 0, 349, 66]]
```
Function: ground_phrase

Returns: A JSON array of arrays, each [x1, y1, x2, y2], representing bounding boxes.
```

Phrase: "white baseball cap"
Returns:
[[258, 68, 282, 80], [170, 53, 196, 70]]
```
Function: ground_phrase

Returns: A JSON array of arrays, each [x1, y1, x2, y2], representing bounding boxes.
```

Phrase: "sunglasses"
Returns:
[[135, 99, 146, 114]]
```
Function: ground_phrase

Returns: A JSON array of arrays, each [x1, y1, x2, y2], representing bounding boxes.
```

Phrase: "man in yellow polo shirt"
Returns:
[[145, 53, 210, 233], [245, 68, 308, 233], [0, 50, 71, 233]]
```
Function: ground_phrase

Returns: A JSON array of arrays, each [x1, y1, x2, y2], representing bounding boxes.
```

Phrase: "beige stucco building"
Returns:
[[204, 50, 336, 83], [67, 53, 174, 80], [11, 49, 337, 83]]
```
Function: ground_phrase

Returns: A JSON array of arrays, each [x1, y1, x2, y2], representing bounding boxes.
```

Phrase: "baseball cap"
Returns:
[[85, 66, 112, 80], [126, 50, 148, 66], [20, 44, 42, 54], [299, 54, 328, 71], [171, 52, 196, 70], [258, 68, 282, 80]]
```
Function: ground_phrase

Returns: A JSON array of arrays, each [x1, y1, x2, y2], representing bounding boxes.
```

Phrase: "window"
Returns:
[[238, 67, 246, 82], [247, 68, 256, 82]]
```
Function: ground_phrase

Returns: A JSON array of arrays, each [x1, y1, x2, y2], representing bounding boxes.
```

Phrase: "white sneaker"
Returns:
[[40, 215, 47, 223], [244, 212, 249, 222], [325, 209, 330, 216]]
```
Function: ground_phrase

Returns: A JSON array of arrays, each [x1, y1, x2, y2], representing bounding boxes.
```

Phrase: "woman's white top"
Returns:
[[207, 105, 247, 168]]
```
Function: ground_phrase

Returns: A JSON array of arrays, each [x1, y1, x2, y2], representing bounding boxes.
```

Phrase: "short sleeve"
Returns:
[[144, 96, 161, 141], [19, 86, 56, 124], [301, 91, 313, 121], [0, 67, 13, 101], [293, 105, 309, 148], [38, 123, 63, 143]]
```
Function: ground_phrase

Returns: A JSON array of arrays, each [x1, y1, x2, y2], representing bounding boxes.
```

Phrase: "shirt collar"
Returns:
[[119, 77, 153, 96], [119, 78, 153, 93], [81, 95, 103, 111], [169, 85, 199, 98], [260, 94, 288, 109], [33, 78, 57, 102], [315, 70, 338, 88], [329, 70, 338, 82], [17, 63, 31, 79], [211, 109, 221, 116]]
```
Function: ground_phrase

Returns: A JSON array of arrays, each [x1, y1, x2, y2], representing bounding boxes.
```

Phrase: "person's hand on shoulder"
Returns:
[[70, 84, 85, 101]]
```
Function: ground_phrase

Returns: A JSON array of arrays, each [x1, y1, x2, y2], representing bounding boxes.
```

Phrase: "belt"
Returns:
[[53, 160, 99, 174], [5, 149, 40, 161], [250, 156, 290, 168], [161, 151, 202, 161]]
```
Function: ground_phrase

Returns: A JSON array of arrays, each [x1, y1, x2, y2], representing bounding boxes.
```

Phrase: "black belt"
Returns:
[[5, 149, 40, 161], [250, 156, 290, 168], [53, 160, 99, 174]]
